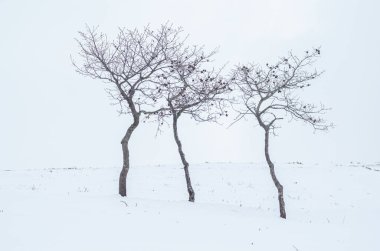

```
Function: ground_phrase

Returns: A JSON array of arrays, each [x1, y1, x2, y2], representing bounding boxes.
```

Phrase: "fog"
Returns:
[[1, 0, 379, 170]]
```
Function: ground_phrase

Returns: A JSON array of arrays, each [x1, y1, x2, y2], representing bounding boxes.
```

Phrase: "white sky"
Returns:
[[0, 0, 379, 170]]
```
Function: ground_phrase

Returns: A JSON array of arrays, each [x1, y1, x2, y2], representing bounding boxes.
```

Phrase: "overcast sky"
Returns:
[[0, 0, 379, 170]]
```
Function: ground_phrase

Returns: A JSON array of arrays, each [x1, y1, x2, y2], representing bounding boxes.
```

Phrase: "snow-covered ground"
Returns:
[[1, 162, 379, 250]]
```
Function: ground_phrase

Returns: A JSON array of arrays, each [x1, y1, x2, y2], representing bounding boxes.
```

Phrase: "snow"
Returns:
[[1, 162, 379, 250]]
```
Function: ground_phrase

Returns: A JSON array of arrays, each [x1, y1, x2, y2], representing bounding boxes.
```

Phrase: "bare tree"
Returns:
[[72, 24, 184, 197], [231, 48, 332, 218], [150, 46, 229, 202]]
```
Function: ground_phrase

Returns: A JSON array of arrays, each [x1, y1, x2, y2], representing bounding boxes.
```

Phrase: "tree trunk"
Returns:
[[172, 113, 195, 202], [264, 129, 286, 219], [119, 113, 140, 197]]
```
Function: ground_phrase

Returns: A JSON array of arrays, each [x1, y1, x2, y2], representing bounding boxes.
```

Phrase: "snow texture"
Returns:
[[1, 162, 379, 250]]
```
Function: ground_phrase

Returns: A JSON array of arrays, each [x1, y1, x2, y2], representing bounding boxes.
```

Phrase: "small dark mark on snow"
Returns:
[[363, 165, 380, 172]]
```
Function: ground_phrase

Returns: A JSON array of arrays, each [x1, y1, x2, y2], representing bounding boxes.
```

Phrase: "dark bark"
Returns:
[[264, 129, 286, 219], [172, 111, 195, 202], [119, 112, 140, 197]]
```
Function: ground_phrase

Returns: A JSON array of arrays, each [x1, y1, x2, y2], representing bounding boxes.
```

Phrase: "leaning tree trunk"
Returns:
[[119, 113, 140, 197], [172, 112, 195, 202], [264, 129, 286, 219]]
